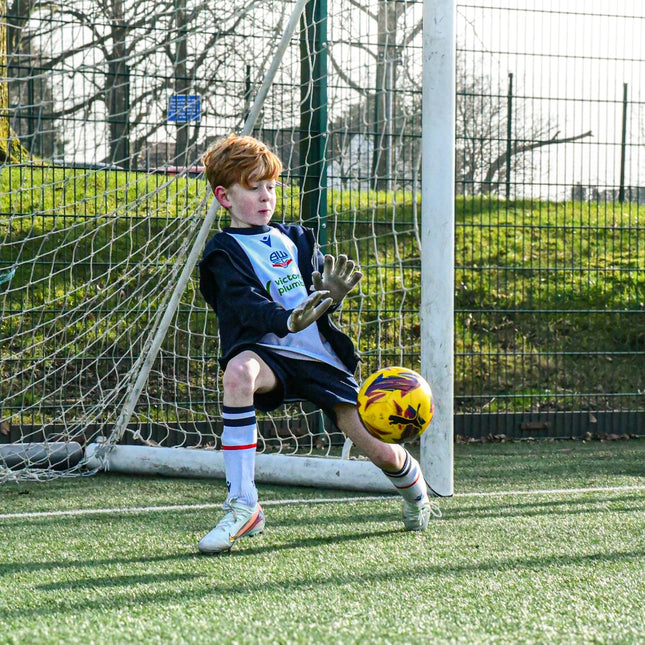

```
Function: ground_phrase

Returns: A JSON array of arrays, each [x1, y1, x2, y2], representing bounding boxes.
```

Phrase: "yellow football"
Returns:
[[357, 367, 434, 444]]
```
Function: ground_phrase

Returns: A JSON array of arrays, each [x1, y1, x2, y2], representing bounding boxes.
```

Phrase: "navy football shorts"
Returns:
[[246, 346, 359, 422]]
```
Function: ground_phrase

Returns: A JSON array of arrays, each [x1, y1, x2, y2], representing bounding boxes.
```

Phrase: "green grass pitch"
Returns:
[[1, 439, 644, 644]]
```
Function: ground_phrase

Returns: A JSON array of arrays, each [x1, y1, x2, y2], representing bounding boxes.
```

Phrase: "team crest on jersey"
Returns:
[[270, 249, 293, 268]]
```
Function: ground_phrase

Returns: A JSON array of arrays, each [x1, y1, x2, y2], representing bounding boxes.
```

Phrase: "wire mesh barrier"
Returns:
[[454, 1, 644, 439], [0, 1, 643, 483]]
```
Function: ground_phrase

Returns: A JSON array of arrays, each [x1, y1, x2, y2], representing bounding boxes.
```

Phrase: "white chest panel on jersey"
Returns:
[[228, 228, 348, 372]]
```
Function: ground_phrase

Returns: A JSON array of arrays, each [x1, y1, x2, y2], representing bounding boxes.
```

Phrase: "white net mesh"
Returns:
[[1, 0, 427, 482]]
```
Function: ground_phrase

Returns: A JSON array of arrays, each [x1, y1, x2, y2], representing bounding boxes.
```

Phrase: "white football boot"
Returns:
[[198, 499, 265, 554]]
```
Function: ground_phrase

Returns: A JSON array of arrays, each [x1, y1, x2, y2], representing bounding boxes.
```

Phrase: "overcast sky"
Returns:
[[457, 1, 645, 197]]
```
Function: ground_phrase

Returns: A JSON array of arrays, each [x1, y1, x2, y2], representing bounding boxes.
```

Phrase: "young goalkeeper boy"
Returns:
[[197, 134, 437, 554]]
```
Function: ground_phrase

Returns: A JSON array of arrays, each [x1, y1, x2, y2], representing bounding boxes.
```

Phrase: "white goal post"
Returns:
[[420, 0, 455, 497], [1, 0, 454, 495]]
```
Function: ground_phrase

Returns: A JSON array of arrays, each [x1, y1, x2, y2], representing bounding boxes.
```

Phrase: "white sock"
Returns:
[[382, 451, 428, 503], [221, 405, 258, 507]]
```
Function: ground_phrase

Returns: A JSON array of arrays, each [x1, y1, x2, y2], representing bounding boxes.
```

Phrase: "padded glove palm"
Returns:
[[287, 290, 333, 332], [311, 254, 363, 304]]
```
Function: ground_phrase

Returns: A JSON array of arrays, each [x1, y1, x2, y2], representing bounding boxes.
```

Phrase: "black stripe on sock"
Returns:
[[222, 416, 256, 427], [383, 451, 411, 479], [222, 404, 255, 415]]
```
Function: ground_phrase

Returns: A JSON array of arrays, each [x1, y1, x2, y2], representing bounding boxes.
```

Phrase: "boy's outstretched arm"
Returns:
[[311, 254, 363, 304], [287, 290, 333, 332]]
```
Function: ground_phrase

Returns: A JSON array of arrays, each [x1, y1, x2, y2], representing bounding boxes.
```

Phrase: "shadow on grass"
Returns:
[[0, 524, 397, 578], [35, 571, 204, 591], [442, 493, 645, 522], [3, 544, 644, 620], [0, 551, 200, 576]]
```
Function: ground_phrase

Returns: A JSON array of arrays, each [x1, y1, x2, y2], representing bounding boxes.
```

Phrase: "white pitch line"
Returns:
[[0, 495, 392, 520], [1, 485, 643, 521]]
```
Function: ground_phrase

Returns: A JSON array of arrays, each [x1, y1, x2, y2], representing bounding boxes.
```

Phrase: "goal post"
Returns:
[[1, 0, 454, 495], [420, 0, 456, 497]]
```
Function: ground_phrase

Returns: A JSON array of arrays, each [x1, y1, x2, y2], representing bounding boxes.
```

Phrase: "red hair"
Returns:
[[202, 134, 282, 191]]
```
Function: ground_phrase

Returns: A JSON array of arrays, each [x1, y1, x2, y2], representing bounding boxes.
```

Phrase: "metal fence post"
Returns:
[[299, 0, 328, 252]]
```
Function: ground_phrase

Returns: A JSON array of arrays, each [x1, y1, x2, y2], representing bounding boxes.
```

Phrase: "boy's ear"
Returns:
[[214, 185, 230, 208]]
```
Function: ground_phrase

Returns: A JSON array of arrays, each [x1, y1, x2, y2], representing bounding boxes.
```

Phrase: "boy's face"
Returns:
[[214, 175, 277, 228]]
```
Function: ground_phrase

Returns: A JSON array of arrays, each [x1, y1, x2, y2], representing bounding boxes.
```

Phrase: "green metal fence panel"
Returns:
[[454, 2, 644, 438], [1, 1, 643, 442]]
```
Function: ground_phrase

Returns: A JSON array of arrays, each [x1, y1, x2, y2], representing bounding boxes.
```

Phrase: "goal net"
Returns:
[[0, 0, 453, 493]]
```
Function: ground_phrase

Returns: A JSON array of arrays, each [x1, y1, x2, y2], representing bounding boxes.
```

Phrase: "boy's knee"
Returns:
[[223, 358, 256, 398]]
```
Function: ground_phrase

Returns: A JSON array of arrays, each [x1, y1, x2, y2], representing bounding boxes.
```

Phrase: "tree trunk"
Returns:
[[372, 2, 397, 190], [1, 0, 11, 161], [174, 0, 189, 168], [0, 0, 26, 162], [107, 0, 130, 166]]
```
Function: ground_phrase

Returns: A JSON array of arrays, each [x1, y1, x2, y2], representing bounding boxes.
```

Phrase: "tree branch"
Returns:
[[481, 130, 593, 192]]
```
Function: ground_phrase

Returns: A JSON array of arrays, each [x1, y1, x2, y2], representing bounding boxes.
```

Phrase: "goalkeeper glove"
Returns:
[[287, 290, 333, 332], [311, 254, 363, 304]]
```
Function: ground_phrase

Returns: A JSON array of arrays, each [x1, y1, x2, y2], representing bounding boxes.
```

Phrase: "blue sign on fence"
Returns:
[[168, 94, 201, 123]]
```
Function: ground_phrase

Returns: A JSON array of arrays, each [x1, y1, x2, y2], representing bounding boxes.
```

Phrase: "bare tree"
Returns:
[[327, 0, 422, 191], [4, 0, 277, 166], [327, 6, 593, 199], [480, 129, 593, 195], [456, 54, 592, 196]]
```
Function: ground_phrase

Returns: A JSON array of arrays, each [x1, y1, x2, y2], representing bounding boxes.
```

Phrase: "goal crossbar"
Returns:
[[86, 443, 397, 493]]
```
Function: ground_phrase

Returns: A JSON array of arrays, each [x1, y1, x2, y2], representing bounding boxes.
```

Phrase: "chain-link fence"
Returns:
[[2, 1, 643, 441], [454, 1, 644, 438]]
